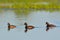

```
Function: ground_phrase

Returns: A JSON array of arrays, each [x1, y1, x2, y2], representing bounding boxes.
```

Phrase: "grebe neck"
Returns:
[[8, 23, 10, 26], [25, 24, 27, 27]]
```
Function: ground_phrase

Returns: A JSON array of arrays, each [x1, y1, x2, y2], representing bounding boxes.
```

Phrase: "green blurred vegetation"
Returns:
[[0, 0, 59, 3], [0, 0, 60, 15]]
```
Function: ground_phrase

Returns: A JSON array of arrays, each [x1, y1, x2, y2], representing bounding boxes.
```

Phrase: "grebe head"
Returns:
[[46, 22, 49, 24], [8, 23, 10, 25], [24, 22, 27, 25]]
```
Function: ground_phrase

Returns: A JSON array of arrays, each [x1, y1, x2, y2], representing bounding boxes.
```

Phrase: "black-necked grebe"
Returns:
[[8, 23, 16, 31], [46, 22, 56, 31], [24, 22, 35, 32]]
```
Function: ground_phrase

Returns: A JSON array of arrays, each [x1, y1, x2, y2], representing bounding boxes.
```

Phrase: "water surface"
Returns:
[[0, 9, 60, 40]]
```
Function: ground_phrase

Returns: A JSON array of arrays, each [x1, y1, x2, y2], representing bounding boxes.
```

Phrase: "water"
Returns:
[[0, 9, 60, 40]]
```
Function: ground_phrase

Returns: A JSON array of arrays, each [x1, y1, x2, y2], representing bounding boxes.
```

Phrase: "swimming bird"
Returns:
[[8, 23, 16, 31], [24, 22, 35, 32], [46, 22, 56, 31]]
